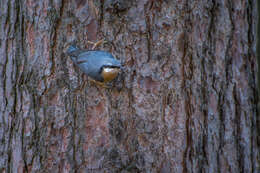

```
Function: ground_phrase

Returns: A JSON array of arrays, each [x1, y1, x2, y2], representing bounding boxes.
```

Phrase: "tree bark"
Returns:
[[0, 0, 259, 172]]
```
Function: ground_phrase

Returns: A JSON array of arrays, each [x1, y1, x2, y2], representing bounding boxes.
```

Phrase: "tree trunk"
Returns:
[[0, 0, 259, 172]]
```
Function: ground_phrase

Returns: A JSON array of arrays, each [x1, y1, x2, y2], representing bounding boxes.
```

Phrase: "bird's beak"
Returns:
[[119, 65, 125, 71]]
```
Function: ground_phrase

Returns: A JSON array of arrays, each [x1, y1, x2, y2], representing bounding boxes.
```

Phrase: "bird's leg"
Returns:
[[87, 39, 108, 50]]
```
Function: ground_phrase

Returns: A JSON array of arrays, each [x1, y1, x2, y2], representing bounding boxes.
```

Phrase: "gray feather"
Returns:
[[67, 48, 121, 82]]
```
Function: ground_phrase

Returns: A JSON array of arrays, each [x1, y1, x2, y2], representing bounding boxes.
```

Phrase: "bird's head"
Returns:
[[101, 65, 121, 83]]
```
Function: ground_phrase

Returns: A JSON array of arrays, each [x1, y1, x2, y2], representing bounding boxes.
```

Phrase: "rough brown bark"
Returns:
[[0, 0, 259, 172]]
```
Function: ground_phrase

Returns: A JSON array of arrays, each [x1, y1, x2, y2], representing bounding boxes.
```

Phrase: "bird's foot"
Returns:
[[87, 39, 108, 50], [89, 79, 111, 89]]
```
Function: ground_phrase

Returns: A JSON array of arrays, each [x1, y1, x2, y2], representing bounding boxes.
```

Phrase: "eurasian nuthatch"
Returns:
[[66, 45, 122, 86]]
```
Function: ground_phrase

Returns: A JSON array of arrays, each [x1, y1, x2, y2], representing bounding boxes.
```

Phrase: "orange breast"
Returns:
[[101, 68, 120, 82]]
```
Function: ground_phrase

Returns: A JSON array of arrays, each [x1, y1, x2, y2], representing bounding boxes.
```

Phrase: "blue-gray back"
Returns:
[[76, 51, 121, 81]]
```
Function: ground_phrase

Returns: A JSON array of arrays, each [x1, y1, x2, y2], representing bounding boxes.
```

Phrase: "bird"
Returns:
[[66, 43, 122, 87]]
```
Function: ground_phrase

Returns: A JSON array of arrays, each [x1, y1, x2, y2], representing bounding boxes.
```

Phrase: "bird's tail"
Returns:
[[65, 45, 80, 63], [66, 45, 79, 55]]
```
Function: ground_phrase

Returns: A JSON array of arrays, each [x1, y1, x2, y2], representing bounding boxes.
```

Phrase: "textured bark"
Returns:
[[0, 0, 259, 172]]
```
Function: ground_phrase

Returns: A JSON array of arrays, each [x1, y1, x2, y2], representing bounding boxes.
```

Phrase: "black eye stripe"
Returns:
[[102, 65, 121, 68], [99, 65, 120, 74]]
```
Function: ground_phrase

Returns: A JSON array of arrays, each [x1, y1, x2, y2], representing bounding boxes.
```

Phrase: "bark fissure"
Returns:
[[3, 40, 8, 111], [201, 1, 218, 171], [7, 114, 15, 172], [233, 84, 244, 172], [145, 12, 152, 64], [201, 54, 209, 172], [99, 0, 104, 31], [247, 1, 259, 172], [225, 0, 235, 84], [181, 0, 197, 172], [217, 89, 225, 173], [49, 0, 66, 78], [72, 95, 78, 172], [21, 118, 29, 173]]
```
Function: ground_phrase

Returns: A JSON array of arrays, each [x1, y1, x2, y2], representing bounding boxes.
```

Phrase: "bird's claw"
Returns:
[[87, 39, 108, 50], [89, 79, 111, 89]]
